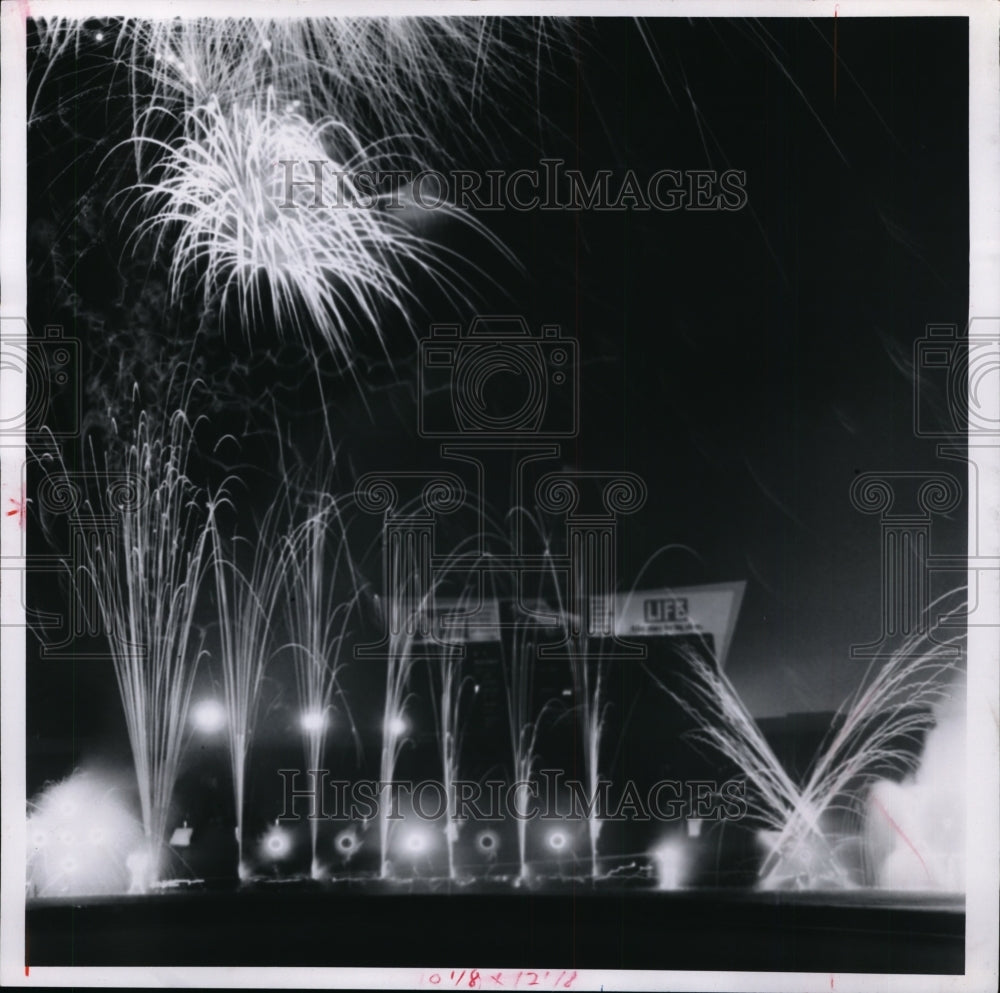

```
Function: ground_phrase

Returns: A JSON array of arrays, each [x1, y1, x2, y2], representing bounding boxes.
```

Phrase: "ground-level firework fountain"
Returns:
[[281, 496, 361, 880], [651, 595, 967, 893], [35, 401, 213, 889], [206, 491, 287, 881]]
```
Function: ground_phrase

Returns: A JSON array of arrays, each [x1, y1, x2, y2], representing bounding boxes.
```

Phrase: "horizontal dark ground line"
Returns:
[[26, 886, 964, 972]]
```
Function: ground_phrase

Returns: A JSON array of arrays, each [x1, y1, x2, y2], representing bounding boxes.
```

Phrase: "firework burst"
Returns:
[[125, 88, 506, 367]]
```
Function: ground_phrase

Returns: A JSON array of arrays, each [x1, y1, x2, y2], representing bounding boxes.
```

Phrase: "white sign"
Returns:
[[601, 581, 746, 667]]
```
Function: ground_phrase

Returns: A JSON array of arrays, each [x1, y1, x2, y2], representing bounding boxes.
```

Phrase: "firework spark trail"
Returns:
[[490, 512, 566, 885], [35, 397, 212, 884], [205, 487, 287, 880], [425, 548, 495, 882], [570, 643, 609, 881], [279, 495, 362, 880], [428, 635, 472, 882], [785, 611, 965, 885], [502, 619, 549, 885], [31, 17, 570, 151], [378, 624, 419, 881], [543, 536, 611, 882], [652, 592, 965, 890], [372, 533, 433, 881]]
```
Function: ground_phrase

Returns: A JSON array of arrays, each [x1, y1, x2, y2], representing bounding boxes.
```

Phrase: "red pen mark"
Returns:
[[7, 497, 28, 531], [830, 974, 835, 990], [490, 974, 504, 987], [871, 794, 933, 882], [7, 491, 29, 529], [429, 975, 442, 986]]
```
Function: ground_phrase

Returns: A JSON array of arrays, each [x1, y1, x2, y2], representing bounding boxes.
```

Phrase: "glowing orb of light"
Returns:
[[299, 709, 328, 734], [476, 829, 500, 856], [399, 826, 433, 860], [651, 839, 689, 891], [334, 829, 359, 858], [547, 829, 568, 853], [260, 824, 293, 861], [386, 715, 408, 738], [190, 699, 226, 734]]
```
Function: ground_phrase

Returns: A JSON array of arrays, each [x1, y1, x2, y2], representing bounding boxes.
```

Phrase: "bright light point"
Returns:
[[94, 31, 104, 42], [476, 830, 499, 855], [387, 715, 408, 737], [548, 830, 567, 852], [126, 848, 157, 894], [190, 699, 226, 734], [335, 830, 357, 853], [300, 709, 327, 734], [652, 840, 688, 891], [261, 826, 292, 861], [400, 827, 432, 859]]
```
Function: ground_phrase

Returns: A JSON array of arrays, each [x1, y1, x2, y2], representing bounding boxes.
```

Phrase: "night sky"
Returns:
[[26, 15, 969, 790]]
